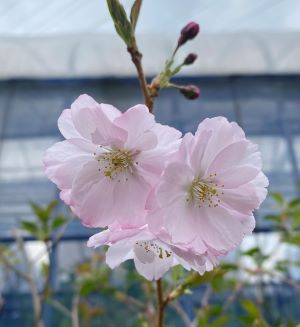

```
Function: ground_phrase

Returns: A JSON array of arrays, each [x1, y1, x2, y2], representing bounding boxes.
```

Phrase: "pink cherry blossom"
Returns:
[[87, 225, 219, 281], [43, 94, 181, 228], [147, 117, 268, 253]]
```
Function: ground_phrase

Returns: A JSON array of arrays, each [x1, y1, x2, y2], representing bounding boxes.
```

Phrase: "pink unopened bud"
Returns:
[[183, 53, 197, 65], [179, 85, 200, 100], [178, 22, 200, 47]]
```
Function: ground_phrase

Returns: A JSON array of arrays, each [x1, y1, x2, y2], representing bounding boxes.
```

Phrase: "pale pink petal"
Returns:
[[43, 140, 92, 190], [58, 109, 82, 139], [87, 230, 111, 248], [216, 165, 259, 189], [132, 130, 158, 151], [106, 242, 134, 269], [197, 206, 247, 251], [197, 117, 246, 168], [220, 184, 262, 214], [71, 161, 116, 227], [59, 189, 72, 205], [70, 95, 127, 146], [113, 174, 150, 226], [206, 141, 261, 176], [151, 123, 182, 147], [100, 103, 122, 121], [156, 162, 194, 208], [162, 200, 198, 245], [190, 129, 212, 175], [251, 172, 269, 204], [113, 104, 155, 150], [134, 253, 174, 281], [177, 132, 194, 163]]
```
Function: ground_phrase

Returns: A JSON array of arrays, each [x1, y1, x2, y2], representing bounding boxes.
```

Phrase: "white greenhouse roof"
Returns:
[[0, 0, 300, 78]]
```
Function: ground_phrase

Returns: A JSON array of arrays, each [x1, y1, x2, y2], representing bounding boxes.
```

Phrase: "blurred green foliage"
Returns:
[[1, 190, 300, 327]]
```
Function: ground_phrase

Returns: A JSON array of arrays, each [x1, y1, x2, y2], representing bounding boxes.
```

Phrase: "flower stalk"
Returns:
[[156, 279, 165, 327]]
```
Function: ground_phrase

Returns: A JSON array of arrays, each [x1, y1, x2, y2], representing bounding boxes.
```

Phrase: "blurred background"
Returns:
[[0, 0, 300, 326]]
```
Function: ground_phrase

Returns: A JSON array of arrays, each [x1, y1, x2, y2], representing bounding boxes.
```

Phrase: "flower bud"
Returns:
[[183, 53, 197, 65], [179, 85, 200, 100], [177, 22, 200, 47]]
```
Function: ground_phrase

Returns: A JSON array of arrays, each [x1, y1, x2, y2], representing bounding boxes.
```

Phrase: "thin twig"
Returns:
[[201, 285, 211, 308], [0, 251, 31, 282], [71, 292, 80, 327], [127, 45, 154, 112], [114, 290, 145, 309], [31, 217, 73, 264], [156, 279, 164, 327], [47, 298, 72, 318], [169, 301, 192, 327], [14, 230, 44, 327], [223, 281, 244, 312]]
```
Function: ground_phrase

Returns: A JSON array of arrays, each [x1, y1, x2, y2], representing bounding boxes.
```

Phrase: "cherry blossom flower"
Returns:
[[87, 224, 219, 281], [43, 94, 181, 228], [147, 117, 268, 253]]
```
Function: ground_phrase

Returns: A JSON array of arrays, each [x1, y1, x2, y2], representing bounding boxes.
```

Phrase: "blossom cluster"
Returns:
[[43, 95, 268, 280]]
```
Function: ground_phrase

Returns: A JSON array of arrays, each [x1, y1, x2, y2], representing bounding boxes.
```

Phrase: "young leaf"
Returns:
[[130, 0, 142, 31], [271, 192, 284, 206], [288, 198, 300, 208], [30, 202, 49, 223], [107, 0, 134, 47], [21, 221, 39, 236], [51, 215, 67, 231]]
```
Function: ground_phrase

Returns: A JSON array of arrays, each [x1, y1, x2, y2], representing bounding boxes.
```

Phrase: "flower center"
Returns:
[[94, 147, 139, 180], [186, 174, 224, 208], [134, 241, 172, 263]]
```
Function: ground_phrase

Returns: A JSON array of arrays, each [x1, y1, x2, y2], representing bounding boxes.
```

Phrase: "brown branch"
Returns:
[[156, 279, 165, 327], [127, 45, 154, 112], [0, 252, 31, 282], [14, 230, 44, 327]]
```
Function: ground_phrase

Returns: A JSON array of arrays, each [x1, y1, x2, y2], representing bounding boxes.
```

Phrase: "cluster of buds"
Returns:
[[149, 21, 201, 101], [174, 22, 200, 100]]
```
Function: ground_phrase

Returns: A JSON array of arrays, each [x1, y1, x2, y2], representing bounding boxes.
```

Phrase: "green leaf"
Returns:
[[21, 221, 39, 236], [292, 211, 300, 222], [283, 234, 300, 246], [211, 316, 231, 327], [29, 200, 58, 224], [241, 300, 260, 318], [80, 279, 98, 296], [182, 271, 215, 288], [46, 200, 58, 215], [288, 198, 300, 208], [211, 275, 224, 292], [51, 215, 67, 231], [107, 0, 134, 47], [130, 0, 142, 31], [171, 265, 184, 281], [220, 263, 238, 271], [275, 260, 289, 273], [242, 247, 260, 257], [30, 202, 49, 223], [41, 262, 49, 277], [271, 192, 284, 206], [265, 214, 281, 222]]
